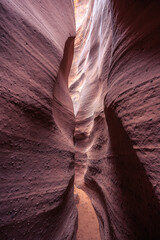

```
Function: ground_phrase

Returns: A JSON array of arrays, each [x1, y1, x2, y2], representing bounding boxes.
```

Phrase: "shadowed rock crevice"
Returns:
[[103, 105, 160, 239], [53, 37, 75, 140]]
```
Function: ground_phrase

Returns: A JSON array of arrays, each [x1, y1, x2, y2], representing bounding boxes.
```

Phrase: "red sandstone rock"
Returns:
[[1, 0, 160, 239], [71, 0, 160, 239], [0, 1, 77, 239]]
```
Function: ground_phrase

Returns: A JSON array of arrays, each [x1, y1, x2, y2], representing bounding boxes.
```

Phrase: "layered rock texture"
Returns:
[[1, 0, 160, 240], [0, 1, 77, 239], [70, 0, 160, 240]]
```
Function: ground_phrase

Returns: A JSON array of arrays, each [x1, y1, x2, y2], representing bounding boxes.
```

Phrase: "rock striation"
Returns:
[[0, 1, 77, 239], [1, 0, 160, 239], [70, 0, 160, 239]]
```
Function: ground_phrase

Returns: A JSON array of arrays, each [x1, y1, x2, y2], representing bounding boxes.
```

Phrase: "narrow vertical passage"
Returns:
[[69, 1, 101, 239]]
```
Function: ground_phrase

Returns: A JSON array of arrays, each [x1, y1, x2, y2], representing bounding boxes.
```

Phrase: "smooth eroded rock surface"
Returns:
[[0, 1, 77, 239], [1, 0, 160, 239], [70, 0, 160, 239]]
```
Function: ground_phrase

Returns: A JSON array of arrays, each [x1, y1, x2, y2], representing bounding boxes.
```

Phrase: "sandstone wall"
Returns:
[[1, 0, 160, 239], [0, 1, 77, 239], [71, 0, 160, 239]]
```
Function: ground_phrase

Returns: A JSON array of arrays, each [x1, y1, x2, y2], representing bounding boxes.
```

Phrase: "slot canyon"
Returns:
[[0, 0, 160, 239]]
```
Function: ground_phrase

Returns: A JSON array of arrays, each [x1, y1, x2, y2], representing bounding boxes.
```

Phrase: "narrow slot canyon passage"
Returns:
[[71, 1, 101, 239], [74, 186, 100, 240], [0, 0, 160, 240]]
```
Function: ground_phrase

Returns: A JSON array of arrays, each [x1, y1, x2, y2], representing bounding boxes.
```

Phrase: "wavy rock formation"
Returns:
[[70, 0, 160, 239], [0, 1, 77, 239], [1, 0, 160, 239]]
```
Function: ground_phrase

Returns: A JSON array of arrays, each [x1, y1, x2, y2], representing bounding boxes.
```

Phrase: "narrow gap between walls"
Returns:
[[69, 1, 101, 239]]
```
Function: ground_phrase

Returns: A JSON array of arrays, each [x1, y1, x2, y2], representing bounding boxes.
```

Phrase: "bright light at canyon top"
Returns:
[[74, 0, 89, 29]]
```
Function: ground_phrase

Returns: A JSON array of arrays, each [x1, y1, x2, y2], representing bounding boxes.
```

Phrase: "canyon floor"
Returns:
[[74, 186, 100, 240]]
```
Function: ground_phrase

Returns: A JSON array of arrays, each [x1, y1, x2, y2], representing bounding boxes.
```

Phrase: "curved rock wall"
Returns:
[[0, 1, 77, 239], [1, 0, 160, 239], [71, 0, 160, 239]]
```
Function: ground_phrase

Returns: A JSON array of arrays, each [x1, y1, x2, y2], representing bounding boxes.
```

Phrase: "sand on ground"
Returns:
[[74, 186, 101, 240]]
